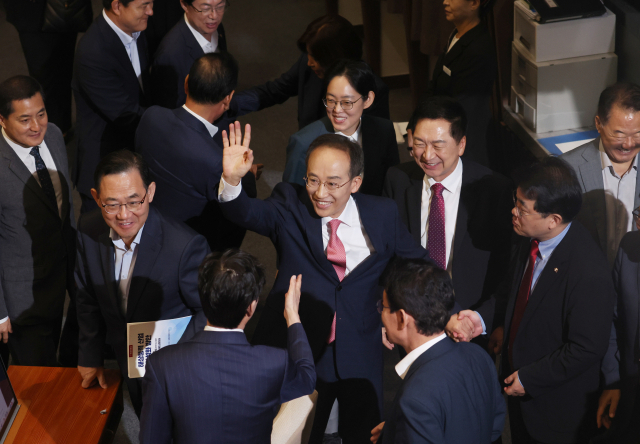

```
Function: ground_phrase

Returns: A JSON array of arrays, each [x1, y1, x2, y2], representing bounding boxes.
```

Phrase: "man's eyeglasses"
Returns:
[[303, 177, 351, 191], [101, 191, 147, 214], [190, 1, 229, 16], [323, 96, 364, 111], [376, 299, 390, 314], [633, 207, 640, 220], [512, 190, 537, 218]]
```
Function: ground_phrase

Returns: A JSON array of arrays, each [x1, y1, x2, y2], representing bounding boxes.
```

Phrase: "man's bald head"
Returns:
[[187, 52, 238, 105]]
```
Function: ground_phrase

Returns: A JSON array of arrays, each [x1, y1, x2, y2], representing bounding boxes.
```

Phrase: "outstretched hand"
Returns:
[[222, 121, 253, 186], [284, 274, 302, 327]]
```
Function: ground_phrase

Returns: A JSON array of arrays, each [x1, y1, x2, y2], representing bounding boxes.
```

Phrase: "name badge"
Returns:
[[443, 66, 452, 76]]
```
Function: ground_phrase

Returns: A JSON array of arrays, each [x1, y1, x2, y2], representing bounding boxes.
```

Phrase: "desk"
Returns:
[[6, 366, 122, 444]]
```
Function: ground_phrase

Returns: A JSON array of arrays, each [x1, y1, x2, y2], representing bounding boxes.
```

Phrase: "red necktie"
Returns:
[[427, 183, 446, 270], [327, 219, 346, 343], [508, 239, 540, 368]]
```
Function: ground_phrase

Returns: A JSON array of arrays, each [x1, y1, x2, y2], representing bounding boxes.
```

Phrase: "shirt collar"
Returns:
[[335, 118, 361, 143], [110, 223, 145, 250], [2, 127, 45, 163], [395, 333, 447, 379], [182, 105, 219, 137], [103, 9, 140, 46], [204, 325, 244, 333], [424, 157, 464, 192], [184, 14, 218, 52], [536, 222, 571, 260], [599, 139, 638, 174], [321, 195, 358, 228]]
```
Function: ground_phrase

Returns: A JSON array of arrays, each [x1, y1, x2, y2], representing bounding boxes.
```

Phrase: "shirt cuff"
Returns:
[[0, 317, 8, 325], [218, 176, 242, 202], [474, 311, 487, 335], [518, 374, 525, 390]]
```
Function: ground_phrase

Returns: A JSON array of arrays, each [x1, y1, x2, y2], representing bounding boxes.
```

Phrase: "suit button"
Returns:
[[337, 285, 342, 291]]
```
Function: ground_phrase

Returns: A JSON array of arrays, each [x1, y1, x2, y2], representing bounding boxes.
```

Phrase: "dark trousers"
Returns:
[[115, 350, 143, 418], [58, 292, 79, 367], [0, 316, 63, 367], [17, 31, 77, 133], [309, 343, 381, 444]]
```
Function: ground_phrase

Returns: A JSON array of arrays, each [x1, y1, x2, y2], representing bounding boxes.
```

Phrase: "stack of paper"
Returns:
[[516, 0, 541, 21]]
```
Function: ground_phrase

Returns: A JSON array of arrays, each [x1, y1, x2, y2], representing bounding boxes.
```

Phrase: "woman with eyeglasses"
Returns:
[[282, 59, 399, 196]]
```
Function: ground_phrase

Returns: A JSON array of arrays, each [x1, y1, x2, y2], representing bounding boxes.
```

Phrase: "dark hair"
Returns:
[[103, 0, 135, 10], [0, 75, 44, 118], [305, 134, 364, 179], [297, 15, 363, 70], [94, 150, 153, 193], [407, 96, 467, 143], [187, 52, 238, 105], [476, 0, 496, 17], [198, 250, 266, 329], [381, 257, 455, 336], [597, 82, 640, 126], [517, 157, 582, 222], [323, 59, 377, 98]]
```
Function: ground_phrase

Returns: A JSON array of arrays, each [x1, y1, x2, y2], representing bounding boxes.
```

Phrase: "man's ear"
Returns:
[[396, 309, 408, 330], [111, 0, 122, 16], [90, 188, 101, 207], [184, 75, 189, 97], [350, 175, 363, 193], [223, 90, 235, 107], [246, 299, 258, 318]]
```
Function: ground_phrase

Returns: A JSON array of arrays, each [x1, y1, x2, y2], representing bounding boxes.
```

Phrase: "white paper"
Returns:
[[127, 316, 192, 378], [556, 138, 595, 154]]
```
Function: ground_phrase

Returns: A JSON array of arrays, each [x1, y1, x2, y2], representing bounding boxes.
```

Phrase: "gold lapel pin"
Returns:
[[554, 268, 558, 273]]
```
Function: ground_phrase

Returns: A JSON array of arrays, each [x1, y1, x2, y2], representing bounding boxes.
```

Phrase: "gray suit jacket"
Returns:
[[0, 123, 76, 324], [560, 137, 640, 257]]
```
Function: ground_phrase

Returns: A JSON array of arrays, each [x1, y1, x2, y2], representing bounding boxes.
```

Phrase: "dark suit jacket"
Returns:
[[135, 106, 255, 252], [498, 222, 615, 443], [0, 123, 75, 324], [283, 115, 399, 196], [75, 205, 209, 372], [429, 23, 496, 167], [151, 17, 228, 108], [247, 53, 391, 130], [3, 0, 47, 31], [139, 324, 316, 444], [383, 160, 512, 329], [72, 14, 150, 197], [382, 338, 505, 444], [219, 183, 433, 402]]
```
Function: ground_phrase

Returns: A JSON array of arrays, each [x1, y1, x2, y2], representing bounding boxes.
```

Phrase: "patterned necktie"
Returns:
[[427, 183, 446, 270], [326, 219, 346, 343], [29, 146, 58, 211], [508, 239, 540, 368]]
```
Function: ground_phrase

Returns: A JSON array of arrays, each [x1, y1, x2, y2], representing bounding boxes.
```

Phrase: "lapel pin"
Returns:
[[554, 268, 558, 273]]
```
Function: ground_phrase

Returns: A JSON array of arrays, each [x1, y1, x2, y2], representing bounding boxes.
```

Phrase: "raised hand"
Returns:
[[222, 121, 253, 186], [284, 274, 302, 327]]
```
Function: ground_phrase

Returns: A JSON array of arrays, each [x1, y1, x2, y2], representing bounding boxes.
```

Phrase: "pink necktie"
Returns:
[[327, 219, 346, 343], [427, 183, 446, 270]]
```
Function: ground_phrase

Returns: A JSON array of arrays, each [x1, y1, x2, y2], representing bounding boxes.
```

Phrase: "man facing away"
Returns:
[[139, 250, 316, 444], [371, 257, 505, 444]]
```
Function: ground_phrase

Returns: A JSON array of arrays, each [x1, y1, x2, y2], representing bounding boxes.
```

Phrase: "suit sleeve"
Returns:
[[601, 246, 624, 389], [518, 266, 615, 398], [282, 132, 309, 186], [392, 395, 446, 444], [75, 219, 108, 367], [139, 356, 173, 444], [177, 234, 211, 343], [279, 323, 316, 403], [246, 56, 301, 110]]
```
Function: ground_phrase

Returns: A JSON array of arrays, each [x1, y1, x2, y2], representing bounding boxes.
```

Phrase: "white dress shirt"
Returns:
[[182, 104, 219, 137], [599, 140, 638, 266], [204, 325, 243, 332], [420, 159, 463, 271], [218, 179, 375, 274], [184, 14, 219, 54], [395, 333, 447, 379], [111, 225, 145, 315], [335, 118, 362, 147], [103, 9, 143, 89], [447, 34, 460, 53], [2, 128, 63, 217]]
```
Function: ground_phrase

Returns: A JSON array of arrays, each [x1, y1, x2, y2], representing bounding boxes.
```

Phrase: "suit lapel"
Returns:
[[503, 239, 529, 336], [126, 207, 162, 321], [44, 129, 69, 221], [578, 141, 607, 248], [98, 16, 144, 95], [180, 18, 206, 61], [452, 169, 473, 258], [406, 179, 423, 245], [98, 231, 123, 320], [345, 194, 381, 281]]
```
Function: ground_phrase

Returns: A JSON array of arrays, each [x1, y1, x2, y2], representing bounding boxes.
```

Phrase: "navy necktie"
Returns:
[[29, 146, 58, 211]]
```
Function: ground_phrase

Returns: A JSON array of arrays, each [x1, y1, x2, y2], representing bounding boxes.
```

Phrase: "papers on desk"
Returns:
[[538, 130, 599, 155], [127, 316, 191, 378]]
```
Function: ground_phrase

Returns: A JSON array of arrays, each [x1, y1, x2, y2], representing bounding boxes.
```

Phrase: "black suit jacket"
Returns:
[[382, 338, 505, 444], [72, 14, 150, 197], [0, 124, 76, 324], [140, 324, 316, 444], [135, 106, 255, 251], [498, 222, 614, 443], [151, 18, 228, 108], [75, 206, 209, 372], [247, 53, 391, 130], [383, 160, 512, 328], [429, 23, 496, 166]]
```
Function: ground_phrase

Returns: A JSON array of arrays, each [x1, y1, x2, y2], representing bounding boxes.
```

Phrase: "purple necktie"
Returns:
[[326, 219, 345, 343], [427, 183, 446, 270]]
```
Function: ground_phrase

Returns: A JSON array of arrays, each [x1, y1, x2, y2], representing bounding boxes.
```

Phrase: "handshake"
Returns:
[[445, 310, 503, 355]]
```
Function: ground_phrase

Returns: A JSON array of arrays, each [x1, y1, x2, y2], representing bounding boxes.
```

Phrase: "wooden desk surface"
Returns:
[[6, 366, 122, 444]]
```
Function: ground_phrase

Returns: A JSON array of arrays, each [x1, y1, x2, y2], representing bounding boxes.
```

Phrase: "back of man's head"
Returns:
[[297, 14, 362, 70], [382, 257, 454, 336], [517, 157, 582, 223], [597, 82, 640, 125], [407, 96, 467, 144], [187, 52, 238, 105], [198, 249, 266, 329], [0, 75, 44, 118]]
